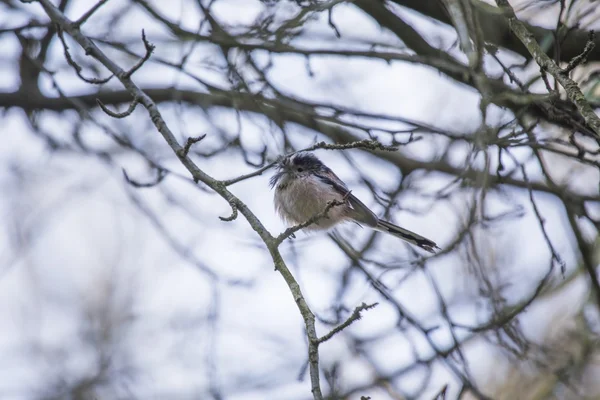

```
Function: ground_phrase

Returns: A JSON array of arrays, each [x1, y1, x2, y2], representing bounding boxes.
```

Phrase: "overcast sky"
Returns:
[[1, 1, 597, 399]]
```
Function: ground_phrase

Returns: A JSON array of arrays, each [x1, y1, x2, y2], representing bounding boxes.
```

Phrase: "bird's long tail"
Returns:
[[375, 220, 439, 253]]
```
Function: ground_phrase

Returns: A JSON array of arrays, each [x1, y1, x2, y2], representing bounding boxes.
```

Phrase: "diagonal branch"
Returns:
[[389, 0, 600, 63], [317, 302, 378, 344], [27, 1, 326, 398], [495, 0, 600, 138]]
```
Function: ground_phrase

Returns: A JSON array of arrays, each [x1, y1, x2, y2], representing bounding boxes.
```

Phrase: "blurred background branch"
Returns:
[[1, 0, 599, 399]]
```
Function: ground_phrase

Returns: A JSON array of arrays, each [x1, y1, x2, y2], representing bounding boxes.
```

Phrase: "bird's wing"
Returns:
[[315, 171, 379, 227]]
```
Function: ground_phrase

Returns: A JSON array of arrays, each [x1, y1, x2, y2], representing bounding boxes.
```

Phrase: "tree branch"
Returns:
[[0, 87, 596, 202], [317, 302, 378, 344], [389, 0, 600, 63], [275, 198, 347, 246], [28, 1, 325, 398], [495, 0, 600, 138]]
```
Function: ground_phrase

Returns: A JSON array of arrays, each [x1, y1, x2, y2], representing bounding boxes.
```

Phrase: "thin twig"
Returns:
[[563, 30, 595, 74], [123, 29, 155, 78], [328, 7, 341, 38], [122, 167, 167, 188], [178, 134, 207, 158], [304, 139, 400, 153], [97, 98, 138, 118], [219, 199, 238, 222], [56, 26, 113, 84], [275, 197, 348, 245], [318, 302, 378, 344], [72, 0, 110, 27], [30, 2, 326, 398], [432, 384, 449, 400], [222, 161, 278, 186], [520, 165, 566, 275], [495, 0, 600, 137], [221, 139, 402, 187]]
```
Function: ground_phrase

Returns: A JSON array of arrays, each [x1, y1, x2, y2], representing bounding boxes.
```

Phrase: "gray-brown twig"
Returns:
[[318, 302, 378, 344]]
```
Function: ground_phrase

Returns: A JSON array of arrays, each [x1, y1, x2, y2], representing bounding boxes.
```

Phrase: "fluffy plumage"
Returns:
[[271, 152, 439, 253]]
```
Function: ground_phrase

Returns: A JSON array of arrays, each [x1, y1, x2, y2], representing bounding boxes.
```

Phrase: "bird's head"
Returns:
[[270, 152, 324, 188]]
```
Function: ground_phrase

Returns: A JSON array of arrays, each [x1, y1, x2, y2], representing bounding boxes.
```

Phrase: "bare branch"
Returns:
[[72, 0, 110, 27], [222, 161, 278, 187], [303, 139, 402, 152], [275, 197, 348, 246], [178, 134, 207, 158], [123, 30, 155, 79], [219, 199, 238, 222], [222, 139, 404, 187], [122, 168, 167, 188], [495, 0, 600, 138], [10, 0, 600, 397], [519, 165, 566, 275], [29, 1, 326, 397], [563, 30, 596, 74], [318, 302, 378, 344], [96, 98, 138, 118], [56, 26, 113, 84]]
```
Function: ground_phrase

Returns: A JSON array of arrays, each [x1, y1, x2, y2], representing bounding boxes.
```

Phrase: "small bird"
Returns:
[[270, 152, 439, 253]]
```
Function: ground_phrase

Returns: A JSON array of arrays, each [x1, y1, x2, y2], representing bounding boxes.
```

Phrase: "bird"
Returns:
[[270, 152, 439, 253]]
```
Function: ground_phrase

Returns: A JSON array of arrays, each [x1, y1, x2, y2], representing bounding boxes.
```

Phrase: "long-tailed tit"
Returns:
[[270, 153, 439, 253]]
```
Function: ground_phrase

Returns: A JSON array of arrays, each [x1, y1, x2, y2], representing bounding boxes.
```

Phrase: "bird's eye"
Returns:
[[297, 167, 304, 172]]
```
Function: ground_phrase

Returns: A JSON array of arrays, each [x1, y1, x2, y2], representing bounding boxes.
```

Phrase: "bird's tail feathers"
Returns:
[[375, 220, 439, 253]]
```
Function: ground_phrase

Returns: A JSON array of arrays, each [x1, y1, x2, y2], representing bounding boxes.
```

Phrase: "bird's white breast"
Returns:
[[274, 176, 347, 230]]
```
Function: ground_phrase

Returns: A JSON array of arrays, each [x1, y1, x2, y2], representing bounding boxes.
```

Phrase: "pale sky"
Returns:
[[0, 1, 596, 399]]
